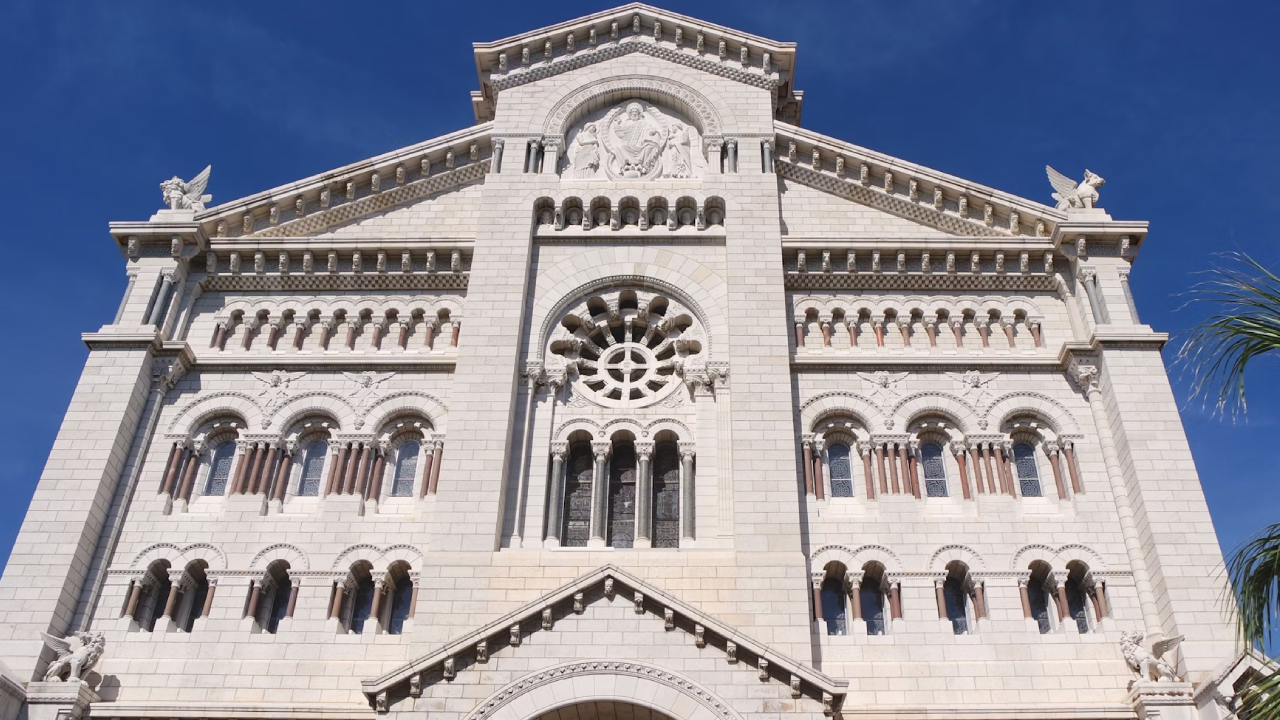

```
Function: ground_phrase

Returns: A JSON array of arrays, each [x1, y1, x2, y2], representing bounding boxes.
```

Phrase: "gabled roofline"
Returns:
[[469, 4, 800, 124], [360, 564, 846, 700], [191, 123, 492, 240], [775, 122, 1067, 239], [474, 4, 796, 53]]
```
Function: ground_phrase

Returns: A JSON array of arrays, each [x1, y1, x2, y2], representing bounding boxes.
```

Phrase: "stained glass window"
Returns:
[[298, 440, 327, 496], [391, 440, 419, 497], [205, 442, 235, 496], [1014, 443, 1042, 497], [607, 444, 636, 548], [828, 443, 853, 497], [652, 443, 680, 548], [922, 442, 947, 497], [562, 445, 593, 548]]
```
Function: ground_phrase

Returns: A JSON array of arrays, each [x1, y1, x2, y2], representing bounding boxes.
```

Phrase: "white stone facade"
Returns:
[[0, 6, 1258, 720]]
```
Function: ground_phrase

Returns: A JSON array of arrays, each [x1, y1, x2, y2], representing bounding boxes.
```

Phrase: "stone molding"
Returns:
[[543, 74, 724, 137], [463, 660, 744, 720]]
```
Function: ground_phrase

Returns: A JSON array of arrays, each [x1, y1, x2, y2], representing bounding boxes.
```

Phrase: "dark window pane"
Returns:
[[388, 576, 414, 635], [299, 441, 327, 496], [828, 443, 853, 497], [350, 578, 374, 634], [1066, 578, 1090, 634], [821, 577, 847, 635], [1014, 443, 1042, 497], [206, 442, 236, 496], [652, 443, 680, 548], [861, 581, 886, 635], [392, 441, 419, 497], [1028, 580, 1052, 634], [922, 443, 948, 497], [607, 444, 636, 548], [183, 581, 207, 633], [944, 578, 969, 635], [265, 578, 291, 634], [562, 446, 594, 547]]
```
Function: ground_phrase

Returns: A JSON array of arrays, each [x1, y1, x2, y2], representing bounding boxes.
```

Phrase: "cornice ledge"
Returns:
[[360, 563, 846, 700], [82, 330, 164, 351], [834, 703, 1134, 720], [489, 38, 781, 95], [87, 700, 375, 720]]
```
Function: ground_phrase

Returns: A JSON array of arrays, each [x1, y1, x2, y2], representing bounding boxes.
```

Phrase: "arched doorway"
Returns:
[[530, 701, 677, 720]]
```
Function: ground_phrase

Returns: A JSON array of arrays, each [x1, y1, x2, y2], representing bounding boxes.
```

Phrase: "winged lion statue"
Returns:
[[39, 630, 106, 682], [1120, 631, 1183, 682], [160, 165, 212, 211], [1046, 166, 1105, 211]]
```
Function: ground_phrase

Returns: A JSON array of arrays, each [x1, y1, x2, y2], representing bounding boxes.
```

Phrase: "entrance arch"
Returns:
[[464, 660, 742, 720], [531, 701, 676, 720]]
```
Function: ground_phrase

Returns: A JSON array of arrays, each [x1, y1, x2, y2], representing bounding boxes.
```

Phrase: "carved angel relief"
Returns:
[[160, 166, 212, 211], [856, 371, 908, 409], [1046, 166, 1105, 211], [40, 631, 105, 682], [563, 100, 705, 180]]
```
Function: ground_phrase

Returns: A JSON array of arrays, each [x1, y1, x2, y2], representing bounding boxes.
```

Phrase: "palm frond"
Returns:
[[1234, 661, 1280, 720], [1176, 252, 1280, 416], [1226, 522, 1280, 653]]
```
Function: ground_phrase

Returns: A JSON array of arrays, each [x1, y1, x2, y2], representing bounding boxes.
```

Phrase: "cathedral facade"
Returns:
[[0, 6, 1263, 720]]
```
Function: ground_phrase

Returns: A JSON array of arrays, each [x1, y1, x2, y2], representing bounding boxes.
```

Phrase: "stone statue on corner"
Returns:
[[39, 631, 106, 682], [1045, 166, 1105, 211], [160, 165, 212, 211], [1120, 631, 1183, 682]]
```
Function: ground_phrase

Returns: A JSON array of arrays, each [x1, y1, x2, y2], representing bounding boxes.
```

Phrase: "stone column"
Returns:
[[934, 580, 947, 619], [634, 442, 654, 548], [160, 440, 188, 496], [811, 438, 826, 500], [325, 443, 346, 496], [847, 576, 863, 625], [450, 320, 461, 347], [725, 138, 738, 173], [859, 442, 875, 500], [887, 442, 900, 494], [122, 578, 143, 621], [888, 580, 903, 621], [511, 369, 543, 546], [1045, 441, 1068, 500], [147, 273, 174, 326], [396, 320, 410, 350], [176, 439, 205, 503], [999, 441, 1015, 496], [952, 442, 972, 500], [369, 578, 386, 631], [421, 319, 438, 351], [1072, 358, 1165, 625], [229, 440, 253, 495], [245, 580, 262, 620], [427, 438, 444, 495], [973, 582, 988, 620], [588, 441, 611, 547], [367, 442, 388, 502], [1063, 440, 1083, 494], [872, 315, 885, 347], [800, 435, 814, 496], [255, 443, 278, 495], [794, 322, 805, 349], [811, 574, 823, 622], [906, 441, 921, 498], [874, 443, 888, 494], [201, 578, 218, 618], [819, 317, 832, 346], [969, 443, 985, 494], [491, 138, 504, 173], [272, 443, 294, 504], [1018, 579, 1032, 619], [328, 581, 345, 620], [679, 442, 696, 542], [545, 442, 568, 548], [949, 317, 964, 347]]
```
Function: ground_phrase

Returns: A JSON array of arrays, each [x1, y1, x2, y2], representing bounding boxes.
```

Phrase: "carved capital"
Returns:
[[550, 441, 568, 461]]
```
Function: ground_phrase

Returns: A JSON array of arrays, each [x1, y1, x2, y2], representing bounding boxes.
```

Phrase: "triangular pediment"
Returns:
[[360, 565, 845, 713], [774, 122, 1067, 239], [190, 123, 493, 242], [470, 4, 801, 124]]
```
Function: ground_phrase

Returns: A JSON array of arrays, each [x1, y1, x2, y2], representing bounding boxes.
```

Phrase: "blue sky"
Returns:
[[1, 1, 1278, 585]]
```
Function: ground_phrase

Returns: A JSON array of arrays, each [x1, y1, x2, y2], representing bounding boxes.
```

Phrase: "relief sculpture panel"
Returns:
[[563, 100, 706, 180]]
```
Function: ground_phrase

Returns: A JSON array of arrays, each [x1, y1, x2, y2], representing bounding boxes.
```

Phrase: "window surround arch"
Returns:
[[813, 561, 849, 637], [283, 419, 336, 505], [939, 560, 981, 636], [905, 416, 966, 500], [247, 560, 295, 635], [172, 559, 211, 634], [127, 559, 172, 633], [1023, 560, 1060, 634], [811, 545, 903, 634], [855, 561, 891, 636], [190, 420, 244, 504], [810, 414, 870, 500], [373, 415, 434, 504]]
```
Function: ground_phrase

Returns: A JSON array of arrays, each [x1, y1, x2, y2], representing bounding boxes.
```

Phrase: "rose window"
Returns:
[[548, 289, 705, 408]]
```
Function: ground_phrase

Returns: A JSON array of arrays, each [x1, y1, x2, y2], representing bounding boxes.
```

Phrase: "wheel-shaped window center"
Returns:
[[548, 290, 705, 409]]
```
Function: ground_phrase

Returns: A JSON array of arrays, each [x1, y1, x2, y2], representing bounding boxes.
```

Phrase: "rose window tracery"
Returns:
[[548, 289, 705, 408]]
